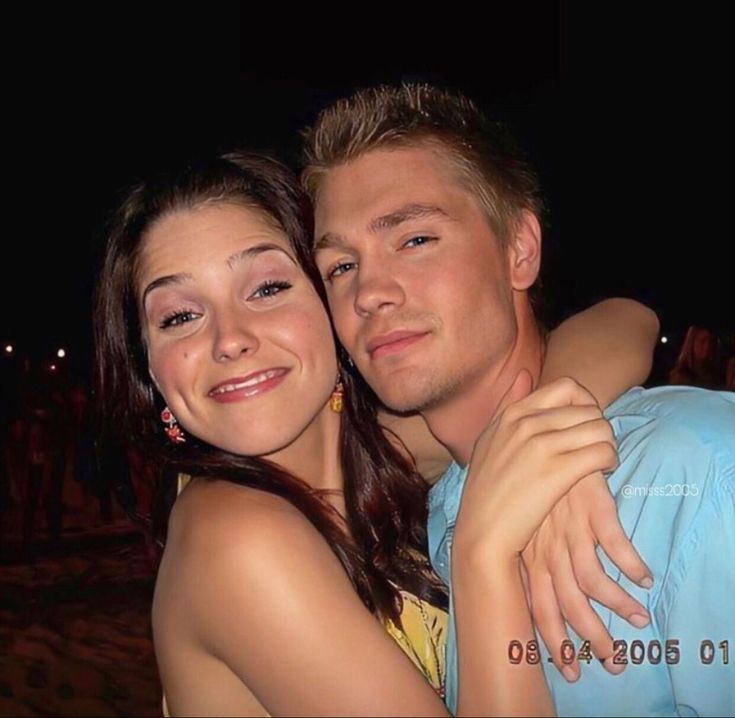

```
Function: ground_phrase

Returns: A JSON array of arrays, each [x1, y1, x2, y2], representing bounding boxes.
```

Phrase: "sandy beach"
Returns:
[[0, 522, 161, 717]]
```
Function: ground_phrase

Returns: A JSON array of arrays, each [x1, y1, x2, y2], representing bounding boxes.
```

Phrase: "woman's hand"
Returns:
[[530, 298, 659, 681], [453, 375, 618, 567], [522, 471, 653, 680], [450, 374, 618, 715]]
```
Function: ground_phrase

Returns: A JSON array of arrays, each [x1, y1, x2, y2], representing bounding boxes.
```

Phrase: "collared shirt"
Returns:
[[428, 386, 735, 716]]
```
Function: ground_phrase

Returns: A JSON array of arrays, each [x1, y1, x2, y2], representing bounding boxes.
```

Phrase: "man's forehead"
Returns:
[[314, 148, 471, 233], [314, 203, 453, 251], [318, 145, 454, 195]]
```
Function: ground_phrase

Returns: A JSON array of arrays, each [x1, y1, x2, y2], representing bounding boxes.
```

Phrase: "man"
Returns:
[[302, 84, 734, 716]]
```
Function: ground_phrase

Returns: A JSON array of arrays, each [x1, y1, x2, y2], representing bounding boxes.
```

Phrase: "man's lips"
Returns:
[[366, 330, 430, 359], [208, 368, 290, 402]]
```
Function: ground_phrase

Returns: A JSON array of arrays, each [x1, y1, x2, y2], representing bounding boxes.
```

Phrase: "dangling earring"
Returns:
[[161, 407, 186, 444], [330, 379, 344, 413]]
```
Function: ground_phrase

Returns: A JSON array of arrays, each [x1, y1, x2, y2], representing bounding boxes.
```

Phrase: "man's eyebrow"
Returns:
[[314, 232, 344, 251], [142, 243, 295, 303], [369, 204, 452, 233], [315, 204, 451, 251]]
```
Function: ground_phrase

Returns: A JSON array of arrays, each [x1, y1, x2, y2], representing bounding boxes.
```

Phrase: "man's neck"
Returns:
[[423, 302, 545, 467]]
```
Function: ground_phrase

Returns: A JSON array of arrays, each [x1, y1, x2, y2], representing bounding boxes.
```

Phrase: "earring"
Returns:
[[161, 407, 186, 444], [330, 379, 344, 413]]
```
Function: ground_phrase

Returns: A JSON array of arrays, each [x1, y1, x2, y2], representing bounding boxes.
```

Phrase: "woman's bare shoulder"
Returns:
[[152, 480, 449, 716], [154, 477, 332, 642], [168, 478, 306, 546]]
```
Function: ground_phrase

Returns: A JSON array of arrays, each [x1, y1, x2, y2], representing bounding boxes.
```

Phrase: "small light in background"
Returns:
[[661, 336, 668, 344], [4, 345, 12, 354], [49, 364, 57, 373], [57, 348, 66, 359]]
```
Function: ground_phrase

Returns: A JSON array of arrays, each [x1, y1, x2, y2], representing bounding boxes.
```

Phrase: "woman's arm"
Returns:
[[542, 297, 659, 404], [154, 479, 450, 717], [453, 376, 618, 715]]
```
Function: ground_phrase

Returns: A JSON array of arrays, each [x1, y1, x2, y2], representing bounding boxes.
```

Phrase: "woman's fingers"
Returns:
[[505, 376, 600, 418], [524, 554, 580, 682], [509, 406, 608, 443], [529, 417, 616, 458], [508, 442, 619, 548], [590, 499, 653, 589], [569, 535, 650, 626], [549, 547, 626, 675]]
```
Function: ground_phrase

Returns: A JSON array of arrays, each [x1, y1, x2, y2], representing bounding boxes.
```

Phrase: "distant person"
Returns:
[[668, 325, 724, 389]]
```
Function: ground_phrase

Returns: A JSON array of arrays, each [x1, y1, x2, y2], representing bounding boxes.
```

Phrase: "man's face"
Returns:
[[313, 145, 520, 413]]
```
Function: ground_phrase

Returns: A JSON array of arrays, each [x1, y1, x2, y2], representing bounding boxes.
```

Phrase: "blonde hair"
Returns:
[[301, 83, 544, 245]]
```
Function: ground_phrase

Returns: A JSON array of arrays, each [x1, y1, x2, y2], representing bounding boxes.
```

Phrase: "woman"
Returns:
[[668, 325, 724, 389], [95, 151, 656, 716]]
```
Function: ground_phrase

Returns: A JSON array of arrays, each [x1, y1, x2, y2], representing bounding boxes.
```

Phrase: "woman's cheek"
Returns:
[[149, 342, 196, 400]]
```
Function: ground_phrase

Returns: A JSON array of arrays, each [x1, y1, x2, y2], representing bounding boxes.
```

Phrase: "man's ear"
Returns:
[[508, 209, 542, 290]]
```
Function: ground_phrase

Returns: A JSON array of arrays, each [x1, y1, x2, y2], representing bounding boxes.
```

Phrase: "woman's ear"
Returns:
[[508, 209, 542, 291]]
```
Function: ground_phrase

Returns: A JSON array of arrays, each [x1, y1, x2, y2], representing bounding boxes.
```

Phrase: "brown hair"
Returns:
[[302, 83, 544, 246], [95, 151, 447, 625], [668, 325, 724, 389]]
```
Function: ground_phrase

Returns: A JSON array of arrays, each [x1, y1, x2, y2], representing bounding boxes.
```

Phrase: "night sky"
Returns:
[[3, 5, 730, 383]]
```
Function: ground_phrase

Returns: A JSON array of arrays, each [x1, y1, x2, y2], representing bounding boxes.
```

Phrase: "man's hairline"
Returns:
[[307, 137, 510, 251]]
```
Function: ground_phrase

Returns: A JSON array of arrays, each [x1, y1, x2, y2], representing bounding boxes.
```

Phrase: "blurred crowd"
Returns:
[[0, 362, 156, 564]]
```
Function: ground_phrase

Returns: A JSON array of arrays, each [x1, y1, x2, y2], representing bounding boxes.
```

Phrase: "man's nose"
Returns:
[[353, 262, 406, 318]]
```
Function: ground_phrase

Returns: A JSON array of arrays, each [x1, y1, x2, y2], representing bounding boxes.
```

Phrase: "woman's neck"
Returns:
[[265, 402, 345, 512]]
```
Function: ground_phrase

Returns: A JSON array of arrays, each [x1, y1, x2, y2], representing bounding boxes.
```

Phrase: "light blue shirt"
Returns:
[[428, 386, 735, 716]]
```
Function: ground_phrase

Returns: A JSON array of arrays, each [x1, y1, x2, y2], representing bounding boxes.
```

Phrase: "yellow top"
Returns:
[[383, 589, 447, 698]]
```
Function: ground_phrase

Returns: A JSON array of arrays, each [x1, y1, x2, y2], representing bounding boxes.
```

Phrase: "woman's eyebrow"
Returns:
[[142, 273, 193, 305], [225, 242, 296, 270], [143, 243, 296, 304]]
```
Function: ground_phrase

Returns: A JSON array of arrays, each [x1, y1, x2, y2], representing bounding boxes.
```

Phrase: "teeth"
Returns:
[[211, 370, 281, 395]]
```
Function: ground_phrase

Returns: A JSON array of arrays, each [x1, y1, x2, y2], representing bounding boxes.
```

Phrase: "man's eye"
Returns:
[[403, 235, 437, 249], [327, 261, 357, 281], [160, 310, 200, 329]]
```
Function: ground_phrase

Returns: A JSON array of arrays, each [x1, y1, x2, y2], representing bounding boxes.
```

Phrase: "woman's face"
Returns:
[[137, 202, 338, 457]]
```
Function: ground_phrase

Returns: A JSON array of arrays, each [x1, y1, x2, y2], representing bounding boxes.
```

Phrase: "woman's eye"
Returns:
[[403, 235, 437, 249], [326, 261, 357, 281], [159, 310, 200, 330], [250, 280, 292, 300]]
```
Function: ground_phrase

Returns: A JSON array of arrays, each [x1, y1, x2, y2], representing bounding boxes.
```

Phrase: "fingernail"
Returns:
[[628, 612, 650, 628], [639, 575, 654, 589], [561, 665, 579, 683], [603, 657, 625, 675]]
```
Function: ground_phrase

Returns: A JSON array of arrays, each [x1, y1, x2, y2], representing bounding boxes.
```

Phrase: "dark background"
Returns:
[[2, 4, 731, 386], [0, 10, 729, 716]]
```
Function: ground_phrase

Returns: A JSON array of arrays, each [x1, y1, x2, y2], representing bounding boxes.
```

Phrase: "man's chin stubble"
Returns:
[[375, 373, 462, 415]]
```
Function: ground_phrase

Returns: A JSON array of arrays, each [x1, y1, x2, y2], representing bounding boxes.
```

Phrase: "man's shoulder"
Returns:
[[607, 386, 735, 463], [607, 384, 734, 421]]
